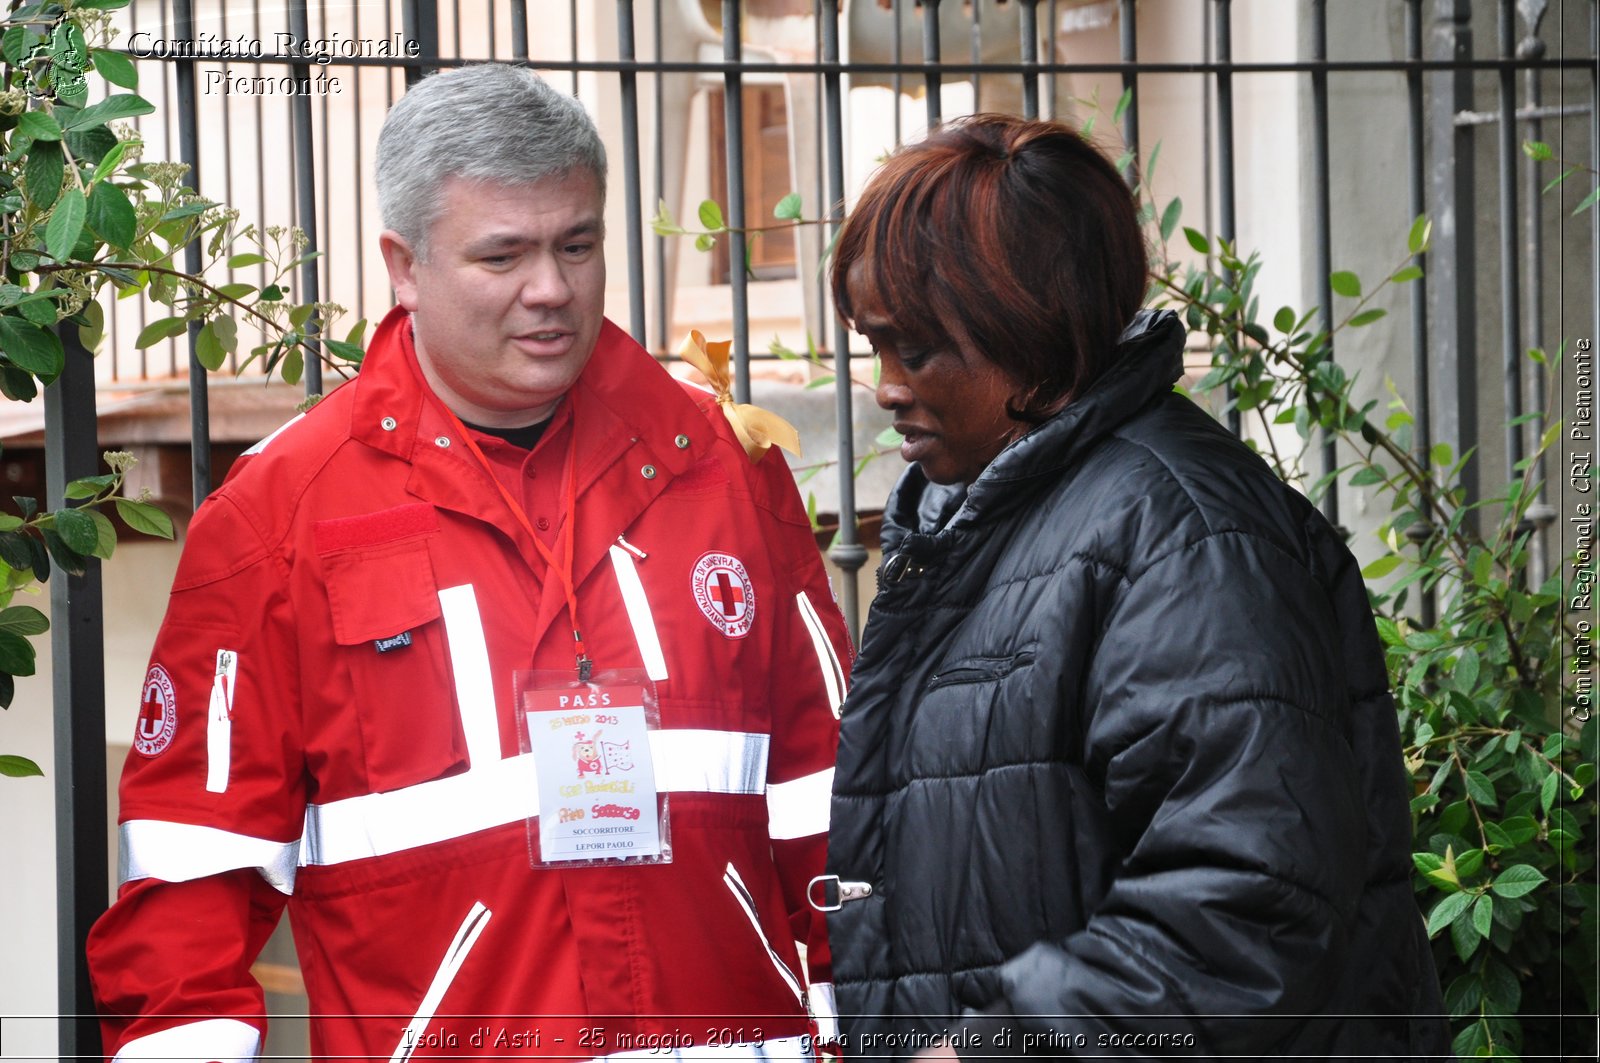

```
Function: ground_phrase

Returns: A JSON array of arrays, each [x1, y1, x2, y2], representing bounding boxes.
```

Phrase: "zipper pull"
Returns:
[[615, 534, 648, 560]]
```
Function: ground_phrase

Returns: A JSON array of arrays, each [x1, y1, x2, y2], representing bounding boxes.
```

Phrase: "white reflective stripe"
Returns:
[[588, 1035, 813, 1063], [120, 820, 299, 894], [113, 1017, 261, 1062], [723, 862, 806, 1007], [242, 413, 305, 456], [391, 902, 492, 1063], [653, 729, 768, 794], [302, 731, 771, 866], [302, 753, 541, 866], [609, 544, 669, 681], [808, 981, 840, 1043], [766, 767, 833, 841], [438, 585, 500, 768], [205, 649, 238, 795], [795, 591, 845, 719]]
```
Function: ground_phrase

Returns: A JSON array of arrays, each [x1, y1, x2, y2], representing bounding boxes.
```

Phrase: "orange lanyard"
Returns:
[[437, 403, 591, 680]]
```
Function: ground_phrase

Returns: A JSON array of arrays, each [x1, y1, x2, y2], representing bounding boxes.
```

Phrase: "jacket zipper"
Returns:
[[925, 651, 1037, 691], [722, 862, 806, 1008], [389, 901, 493, 1063], [205, 649, 238, 794]]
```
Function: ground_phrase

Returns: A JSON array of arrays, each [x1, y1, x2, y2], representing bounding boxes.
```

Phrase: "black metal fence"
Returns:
[[40, 1, 1598, 1056]]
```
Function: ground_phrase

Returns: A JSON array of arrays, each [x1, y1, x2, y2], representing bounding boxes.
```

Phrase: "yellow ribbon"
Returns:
[[677, 330, 802, 461]]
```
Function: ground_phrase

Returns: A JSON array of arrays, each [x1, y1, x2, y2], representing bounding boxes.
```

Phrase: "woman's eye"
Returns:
[[898, 348, 932, 370]]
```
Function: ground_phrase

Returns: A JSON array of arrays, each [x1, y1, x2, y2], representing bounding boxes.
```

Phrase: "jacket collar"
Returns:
[[881, 309, 1186, 553], [348, 305, 703, 592]]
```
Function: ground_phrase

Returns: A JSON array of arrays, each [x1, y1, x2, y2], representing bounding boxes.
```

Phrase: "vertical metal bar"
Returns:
[[46, 325, 106, 1063], [617, 0, 647, 346], [571, 0, 581, 95], [352, 0, 368, 317], [512, 0, 529, 60], [1310, 0, 1338, 529], [1020, 0, 1041, 120], [653, 0, 668, 351], [1429, 0, 1479, 521], [1593, 0, 1598, 354], [1046, 0, 1058, 119], [452, 0, 463, 59], [892, 0, 904, 146], [821, 0, 865, 639], [402, 0, 440, 84], [1498, 0, 1524, 478], [488, 0, 498, 57], [1406, 0, 1437, 626], [1213, 0, 1239, 437], [969, 0, 983, 113], [1521, 2, 1553, 583], [174, 0, 209, 504], [721, 0, 751, 401], [291, 0, 323, 397], [219, 2, 237, 373], [1119, 0, 1138, 178], [922, 0, 942, 129]]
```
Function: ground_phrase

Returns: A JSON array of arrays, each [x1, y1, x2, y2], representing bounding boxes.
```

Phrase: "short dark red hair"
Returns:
[[831, 114, 1148, 421]]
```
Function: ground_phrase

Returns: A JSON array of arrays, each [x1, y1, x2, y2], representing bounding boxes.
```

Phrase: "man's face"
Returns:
[[380, 171, 606, 427]]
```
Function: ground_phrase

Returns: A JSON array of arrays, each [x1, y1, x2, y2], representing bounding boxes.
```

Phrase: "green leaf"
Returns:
[[1159, 197, 1183, 241], [0, 755, 43, 778], [86, 507, 116, 560], [1426, 891, 1473, 936], [1390, 265, 1423, 284], [323, 339, 365, 362], [1574, 186, 1600, 216], [1470, 893, 1494, 938], [1540, 771, 1559, 814], [160, 201, 214, 223], [211, 315, 238, 355], [18, 110, 62, 141], [1455, 647, 1480, 692], [0, 628, 37, 676], [90, 48, 139, 89], [63, 474, 115, 499], [1112, 86, 1133, 124], [1349, 465, 1388, 487], [697, 199, 725, 231], [89, 141, 128, 188], [1181, 226, 1209, 255], [1, 26, 30, 67], [1491, 864, 1547, 898], [773, 193, 802, 221], [227, 252, 266, 269], [114, 498, 174, 539], [216, 283, 257, 300], [875, 426, 905, 448], [1273, 306, 1295, 334], [1464, 770, 1497, 807], [1330, 271, 1361, 299], [0, 316, 65, 378], [134, 317, 188, 349], [693, 233, 715, 253], [44, 187, 86, 263], [60, 93, 155, 132], [86, 181, 137, 250], [194, 321, 226, 371], [53, 507, 99, 555], [1361, 554, 1403, 579], [1521, 139, 1553, 161], [0, 606, 48, 637], [1407, 215, 1432, 255], [1349, 308, 1387, 328]]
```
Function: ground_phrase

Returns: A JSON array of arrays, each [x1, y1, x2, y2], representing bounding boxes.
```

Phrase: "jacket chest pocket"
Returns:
[[317, 507, 468, 793]]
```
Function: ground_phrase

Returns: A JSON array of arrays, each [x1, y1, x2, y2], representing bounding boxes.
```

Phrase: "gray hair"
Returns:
[[376, 64, 607, 258]]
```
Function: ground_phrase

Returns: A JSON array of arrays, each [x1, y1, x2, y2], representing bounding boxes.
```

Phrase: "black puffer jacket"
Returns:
[[826, 311, 1449, 1060]]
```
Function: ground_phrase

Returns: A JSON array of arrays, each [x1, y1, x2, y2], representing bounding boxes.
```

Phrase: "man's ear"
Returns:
[[379, 230, 421, 311]]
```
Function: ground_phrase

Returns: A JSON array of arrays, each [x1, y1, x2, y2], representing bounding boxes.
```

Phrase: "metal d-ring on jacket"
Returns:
[[88, 306, 851, 1063], [826, 309, 1450, 1060]]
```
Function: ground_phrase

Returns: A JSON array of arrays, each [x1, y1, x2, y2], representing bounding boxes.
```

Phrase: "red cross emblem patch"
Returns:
[[134, 664, 178, 757], [691, 552, 756, 639]]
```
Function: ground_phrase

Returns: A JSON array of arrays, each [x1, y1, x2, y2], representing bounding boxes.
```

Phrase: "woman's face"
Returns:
[[846, 260, 1026, 486]]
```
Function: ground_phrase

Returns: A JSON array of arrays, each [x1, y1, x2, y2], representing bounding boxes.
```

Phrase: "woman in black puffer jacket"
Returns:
[[822, 114, 1449, 1061]]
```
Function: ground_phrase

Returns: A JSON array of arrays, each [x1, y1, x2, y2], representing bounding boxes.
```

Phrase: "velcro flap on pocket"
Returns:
[[317, 507, 443, 646]]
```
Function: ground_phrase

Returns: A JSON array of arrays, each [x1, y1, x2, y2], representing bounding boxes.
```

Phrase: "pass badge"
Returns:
[[517, 669, 670, 867]]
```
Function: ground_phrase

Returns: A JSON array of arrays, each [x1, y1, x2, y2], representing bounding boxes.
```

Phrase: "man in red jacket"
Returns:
[[87, 63, 850, 1063]]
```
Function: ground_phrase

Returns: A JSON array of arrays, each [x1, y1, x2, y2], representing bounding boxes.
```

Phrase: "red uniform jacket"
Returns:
[[87, 308, 851, 1062]]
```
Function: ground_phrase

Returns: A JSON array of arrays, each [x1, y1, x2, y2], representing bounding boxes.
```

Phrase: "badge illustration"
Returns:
[[135, 664, 178, 757], [692, 551, 756, 638]]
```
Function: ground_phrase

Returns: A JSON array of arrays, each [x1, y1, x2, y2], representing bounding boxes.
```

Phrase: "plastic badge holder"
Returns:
[[516, 668, 672, 869]]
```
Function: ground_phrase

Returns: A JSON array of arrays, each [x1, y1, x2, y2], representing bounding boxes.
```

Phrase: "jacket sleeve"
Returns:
[[750, 446, 851, 1040], [963, 530, 1371, 1057], [87, 493, 304, 1061]]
